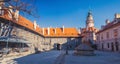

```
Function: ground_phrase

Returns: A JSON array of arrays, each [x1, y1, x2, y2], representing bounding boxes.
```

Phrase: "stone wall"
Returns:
[[0, 21, 81, 53], [43, 37, 81, 50]]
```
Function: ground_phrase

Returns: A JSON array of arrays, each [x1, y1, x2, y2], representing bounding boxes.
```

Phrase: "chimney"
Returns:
[[33, 20, 37, 30], [0, 2, 4, 16], [105, 19, 110, 25], [62, 25, 64, 33], [48, 27, 50, 35], [79, 28, 81, 34], [8, 6, 13, 18], [14, 10, 19, 21], [42, 28, 44, 35], [115, 13, 120, 19]]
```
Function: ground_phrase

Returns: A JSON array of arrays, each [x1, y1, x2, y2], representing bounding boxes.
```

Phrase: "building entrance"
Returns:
[[57, 44, 61, 50], [115, 42, 119, 51]]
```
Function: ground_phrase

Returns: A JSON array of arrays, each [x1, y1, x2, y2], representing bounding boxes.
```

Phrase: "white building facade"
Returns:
[[96, 14, 120, 52]]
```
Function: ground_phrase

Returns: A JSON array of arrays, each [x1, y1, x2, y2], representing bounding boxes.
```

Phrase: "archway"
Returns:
[[57, 44, 61, 50]]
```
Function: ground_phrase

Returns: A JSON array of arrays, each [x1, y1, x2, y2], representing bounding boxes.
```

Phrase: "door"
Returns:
[[111, 43, 114, 51], [115, 42, 119, 51], [102, 43, 104, 50]]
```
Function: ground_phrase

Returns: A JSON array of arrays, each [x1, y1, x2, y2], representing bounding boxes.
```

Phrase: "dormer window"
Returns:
[[26, 24, 28, 26], [53, 29, 55, 33]]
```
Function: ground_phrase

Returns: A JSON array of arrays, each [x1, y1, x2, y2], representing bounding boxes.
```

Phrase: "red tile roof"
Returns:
[[0, 10, 80, 37], [0, 10, 43, 35], [97, 19, 120, 34], [43, 28, 80, 37]]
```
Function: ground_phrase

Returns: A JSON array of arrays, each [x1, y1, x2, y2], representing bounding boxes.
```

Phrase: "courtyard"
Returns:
[[65, 51, 120, 64], [0, 0, 120, 64], [1, 50, 120, 64]]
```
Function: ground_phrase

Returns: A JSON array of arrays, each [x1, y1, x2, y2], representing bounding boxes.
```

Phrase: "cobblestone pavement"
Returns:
[[64, 51, 120, 64]]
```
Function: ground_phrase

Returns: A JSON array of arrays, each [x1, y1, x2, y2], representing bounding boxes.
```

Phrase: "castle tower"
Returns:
[[86, 10, 94, 29]]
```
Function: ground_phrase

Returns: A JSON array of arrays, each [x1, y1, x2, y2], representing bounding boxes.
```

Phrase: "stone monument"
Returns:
[[74, 43, 94, 56]]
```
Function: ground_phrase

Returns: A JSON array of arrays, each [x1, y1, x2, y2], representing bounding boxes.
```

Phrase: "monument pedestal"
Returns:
[[74, 44, 94, 56]]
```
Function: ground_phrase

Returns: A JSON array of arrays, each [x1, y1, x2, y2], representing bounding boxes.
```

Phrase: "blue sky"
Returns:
[[26, 0, 120, 29]]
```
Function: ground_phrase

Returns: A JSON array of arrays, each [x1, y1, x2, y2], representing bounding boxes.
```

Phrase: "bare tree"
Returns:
[[0, 0, 10, 2], [0, 0, 39, 19]]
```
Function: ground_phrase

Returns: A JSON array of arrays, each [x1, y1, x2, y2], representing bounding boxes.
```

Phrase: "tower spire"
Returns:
[[88, 9, 92, 15], [86, 10, 94, 28]]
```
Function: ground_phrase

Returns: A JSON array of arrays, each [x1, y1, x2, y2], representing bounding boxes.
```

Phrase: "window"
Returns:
[[101, 34, 103, 40], [107, 43, 109, 48], [102, 43, 104, 49], [106, 32, 109, 39], [114, 29, 118, 37], [53, 29, 55, 33], [46, 30, 48, 34], [97, 36, 99, 41]]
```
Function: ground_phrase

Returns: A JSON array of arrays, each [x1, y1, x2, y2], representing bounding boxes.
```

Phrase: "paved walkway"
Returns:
[[64, 51, 120, 64], [12, 51, 62, 64], [54, 51, 66, 64], [1, 50, 120, 64], [0, 52, 31, 64]]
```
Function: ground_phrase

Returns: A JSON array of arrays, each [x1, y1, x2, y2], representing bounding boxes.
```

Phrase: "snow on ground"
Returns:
[[65, 51, 120, 64], [13, 50, 62, 64]]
